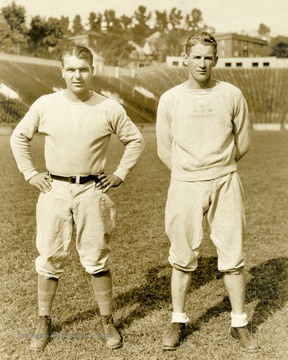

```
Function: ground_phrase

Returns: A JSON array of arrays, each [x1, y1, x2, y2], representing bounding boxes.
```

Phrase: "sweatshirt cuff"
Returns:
[[113, 169, 128, 182], [23, 170, 38, 182]]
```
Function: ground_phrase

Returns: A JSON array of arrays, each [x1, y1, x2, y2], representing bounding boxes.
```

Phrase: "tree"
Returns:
[[88, 12, 102, 32], [0, 1, 28, 54], [134, 5, 151, 26], [185, 8, 204, 33], [44, 17, 72, 58], [258, 23, 270, 39], [166, 28, 186, 55], [168, 7, 183, 29], [0, 13, 14, 52], [119, 15, 133, 31], [103, 9, 122, 33], [96, 33, 134, 66], [1, 1, 26, 32], [72, 15, 84, 35], [153, 27, 186, 60], [154, 10, 168, 31], [59, 16, 71, 37], [132, 5, 152, 43], [27, 16, 49, 56], [0, 3, 214, 62], [27, 15, 70, 58], [269, 36, 288, 57]]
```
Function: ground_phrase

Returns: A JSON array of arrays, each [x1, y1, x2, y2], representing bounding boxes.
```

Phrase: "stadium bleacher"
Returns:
[[0, 58, 156, 124], [133, 67, 288, 125], [1, 56, 288, 126], [0, 92, 28, 123]]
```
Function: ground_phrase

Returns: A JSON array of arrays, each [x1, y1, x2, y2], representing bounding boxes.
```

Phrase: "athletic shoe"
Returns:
[[163, 323, 185, 350], [231, 326, 260, 352], [100, 315, 122, 349], [30, 315, 51, 351]]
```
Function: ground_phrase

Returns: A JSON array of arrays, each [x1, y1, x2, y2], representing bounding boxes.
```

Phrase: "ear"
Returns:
[[182, 53, 189, 66], [213, 56, 218, 67], [61, 67, 65, 78]]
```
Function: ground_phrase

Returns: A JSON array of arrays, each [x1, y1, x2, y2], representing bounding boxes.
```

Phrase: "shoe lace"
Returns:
[[102, 316, 116, 337], [238, 327, 252, 340], [34, 317, 50, 337]]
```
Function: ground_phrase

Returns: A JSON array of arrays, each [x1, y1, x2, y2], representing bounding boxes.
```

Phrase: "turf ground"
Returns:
[[0, 129, 287, 360]]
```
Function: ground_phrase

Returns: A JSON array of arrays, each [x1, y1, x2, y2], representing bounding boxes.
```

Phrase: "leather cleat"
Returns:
[[30, 315, 51, 351], [231, 326, 260, 352], [100, 315, 122, 349], [163, 323, 185, 350]]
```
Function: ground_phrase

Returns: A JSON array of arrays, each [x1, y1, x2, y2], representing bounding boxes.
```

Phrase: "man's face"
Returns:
[[184, 43, 217, 88], [61, 55, 94, 98]]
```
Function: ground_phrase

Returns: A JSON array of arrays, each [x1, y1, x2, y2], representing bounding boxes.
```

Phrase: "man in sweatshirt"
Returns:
[[156, 32, 259, 353], [10, 45, 145, 351]]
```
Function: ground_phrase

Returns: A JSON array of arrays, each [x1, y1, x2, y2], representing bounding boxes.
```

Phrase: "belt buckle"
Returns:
[[68, 176, 77, 184]]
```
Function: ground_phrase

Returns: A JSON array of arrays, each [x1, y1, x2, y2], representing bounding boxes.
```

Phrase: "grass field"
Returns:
[[1, 129, 288, 360]]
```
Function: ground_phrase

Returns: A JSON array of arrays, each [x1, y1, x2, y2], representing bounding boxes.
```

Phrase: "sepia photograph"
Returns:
[[1, 0, 287, 359]]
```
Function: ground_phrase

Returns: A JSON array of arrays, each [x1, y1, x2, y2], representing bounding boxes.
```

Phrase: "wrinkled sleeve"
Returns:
[[10, 100, 41, 181], [156, 95, 172, 171], [110, 102, 145, 181], [232, 92, 250, 162]]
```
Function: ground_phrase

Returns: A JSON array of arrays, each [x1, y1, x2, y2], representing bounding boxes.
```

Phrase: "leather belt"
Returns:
[[50, 174, 100, 184]]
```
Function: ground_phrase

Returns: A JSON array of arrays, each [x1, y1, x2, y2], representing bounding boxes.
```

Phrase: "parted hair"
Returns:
[[60, 46, 94, 67], [185, 32, 217, 56]]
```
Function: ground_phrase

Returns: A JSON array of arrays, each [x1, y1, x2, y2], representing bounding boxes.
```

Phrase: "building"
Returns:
[[128, 40, 153, 68], [216, 56, 288, 68], [215, 33, 268, 58], [166, 55, 288, 68], [127, 32, 162, 69], [166, 32, 288, 69]]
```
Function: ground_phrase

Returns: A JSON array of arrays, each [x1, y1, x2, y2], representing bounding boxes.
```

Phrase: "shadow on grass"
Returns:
[[184, 256, 288, 337], [248, 257, 288, 330], [55, 256, 288, 337], [53, 309, 98, 334], [115, 256, 221, 330], [55, 257, 219, 332]]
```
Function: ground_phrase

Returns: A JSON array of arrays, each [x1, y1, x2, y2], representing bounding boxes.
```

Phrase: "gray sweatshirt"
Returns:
[[10, 90, 145, 181], [156, 80, 250, 181]]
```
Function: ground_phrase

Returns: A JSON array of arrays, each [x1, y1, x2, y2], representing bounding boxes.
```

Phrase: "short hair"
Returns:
[[185, 32, 217, 56], [60, 45, 94, 68]]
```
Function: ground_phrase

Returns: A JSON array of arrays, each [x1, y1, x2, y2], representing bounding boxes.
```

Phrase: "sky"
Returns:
[[1, 0, 287, 37]]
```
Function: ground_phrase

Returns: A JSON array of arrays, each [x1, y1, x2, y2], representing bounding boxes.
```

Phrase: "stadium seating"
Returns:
[[133, 67, 288, 125], [1, 56, 288, 126], [0, 93, 28, 123], [0, 59, 155, 123]]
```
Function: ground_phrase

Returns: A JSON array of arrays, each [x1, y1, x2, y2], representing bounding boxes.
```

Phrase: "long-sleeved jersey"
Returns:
[[10, 90, 145, 181], [156, 80, 250, 181]]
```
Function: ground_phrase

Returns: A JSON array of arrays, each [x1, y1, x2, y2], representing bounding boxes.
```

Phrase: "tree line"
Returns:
[[1, 1, 288, 66]]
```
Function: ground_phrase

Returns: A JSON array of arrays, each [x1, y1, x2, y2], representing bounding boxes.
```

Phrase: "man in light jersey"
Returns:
[[156, 32, 259, 352], [10, 45, 145, 351]]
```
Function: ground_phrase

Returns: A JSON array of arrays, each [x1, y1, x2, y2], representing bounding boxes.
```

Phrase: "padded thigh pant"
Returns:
[[35, 180, 116, 278], [165, 172, 246, 272]]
